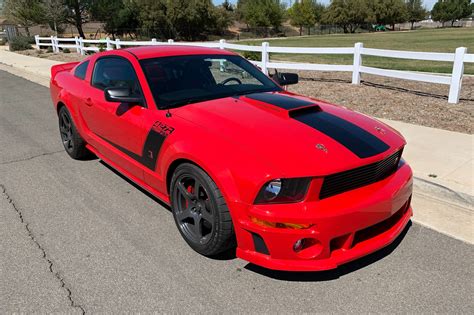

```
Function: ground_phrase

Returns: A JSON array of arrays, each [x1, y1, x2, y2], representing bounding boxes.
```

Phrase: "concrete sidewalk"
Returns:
[[1, 47, 472, 243]]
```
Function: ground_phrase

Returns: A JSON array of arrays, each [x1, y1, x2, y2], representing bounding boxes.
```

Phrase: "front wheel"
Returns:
[[170, 163, 235, 256]]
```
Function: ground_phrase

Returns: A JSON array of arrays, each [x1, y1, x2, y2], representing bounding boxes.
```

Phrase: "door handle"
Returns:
[[85, 97, 93, 107]]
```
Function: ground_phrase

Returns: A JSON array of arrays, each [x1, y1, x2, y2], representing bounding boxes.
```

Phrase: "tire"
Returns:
[[170, 163, 235, 256], [58, 106, 89, 160]]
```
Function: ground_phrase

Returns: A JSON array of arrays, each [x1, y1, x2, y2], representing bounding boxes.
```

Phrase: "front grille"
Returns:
[[319, 149, 403, 199]]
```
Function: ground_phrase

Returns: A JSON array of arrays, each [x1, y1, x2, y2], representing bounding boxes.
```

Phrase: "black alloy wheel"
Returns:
[[171, 163, 235, 256]]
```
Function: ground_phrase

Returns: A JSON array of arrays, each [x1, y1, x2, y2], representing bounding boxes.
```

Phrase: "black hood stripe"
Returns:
[[292, 111, 389, 158], [245, 92, 314, 110], [244, 92, 389, 158]]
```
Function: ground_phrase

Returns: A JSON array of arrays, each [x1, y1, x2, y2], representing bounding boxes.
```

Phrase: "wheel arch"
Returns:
[[56, 101, 66, 115], [164, 155, 242, 206]]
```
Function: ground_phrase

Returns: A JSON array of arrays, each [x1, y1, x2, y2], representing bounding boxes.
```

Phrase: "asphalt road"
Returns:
[[0, 70, 473, 313]]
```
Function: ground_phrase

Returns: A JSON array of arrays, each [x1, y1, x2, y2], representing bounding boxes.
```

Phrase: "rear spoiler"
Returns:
[[51, 61, 80, 79]]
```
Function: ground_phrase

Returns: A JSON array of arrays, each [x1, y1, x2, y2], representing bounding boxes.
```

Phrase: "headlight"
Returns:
[[254, 178, 311, 204]]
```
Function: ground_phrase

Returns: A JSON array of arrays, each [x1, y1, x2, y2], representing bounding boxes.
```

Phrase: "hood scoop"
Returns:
[[242, 92, 322, 118], [288, 104, 322, 118]]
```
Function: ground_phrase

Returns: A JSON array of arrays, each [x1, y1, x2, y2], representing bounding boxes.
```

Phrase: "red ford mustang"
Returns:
[[50, 46, 413, 271]]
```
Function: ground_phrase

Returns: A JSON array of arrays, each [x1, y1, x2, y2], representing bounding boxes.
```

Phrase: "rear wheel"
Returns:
[[58, 106, 89, 159], [170, 163, 235, 256]]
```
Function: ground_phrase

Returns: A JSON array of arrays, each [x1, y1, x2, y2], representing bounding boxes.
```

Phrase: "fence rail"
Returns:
[[35, 35, 472, 104]]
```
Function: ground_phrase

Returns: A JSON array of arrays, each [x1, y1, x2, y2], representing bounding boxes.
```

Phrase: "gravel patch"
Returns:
[[15, 49, 87, 62], [288, 71, 473, 134]]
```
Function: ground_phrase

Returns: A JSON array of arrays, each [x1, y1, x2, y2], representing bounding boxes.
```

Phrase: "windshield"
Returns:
[[140, 54, 281, 109]]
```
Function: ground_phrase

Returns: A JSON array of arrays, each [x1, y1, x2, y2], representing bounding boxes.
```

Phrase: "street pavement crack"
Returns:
[[0, 150, 64, 166], [0, 184, 86, 314]]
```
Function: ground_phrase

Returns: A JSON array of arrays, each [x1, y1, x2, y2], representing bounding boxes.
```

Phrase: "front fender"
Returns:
[[159, 127, 280, 206]]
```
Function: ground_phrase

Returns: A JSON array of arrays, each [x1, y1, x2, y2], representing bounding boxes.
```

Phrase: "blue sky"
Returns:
[[212, 0, 438, 10]]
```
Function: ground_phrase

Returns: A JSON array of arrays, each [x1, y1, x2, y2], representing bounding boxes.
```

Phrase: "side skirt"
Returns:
[[86, 144, 171, 205]]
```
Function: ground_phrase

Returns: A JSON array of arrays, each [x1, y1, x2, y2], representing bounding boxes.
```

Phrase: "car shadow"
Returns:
[[99, 160, 171, 212], [244, 221, 412, 282]]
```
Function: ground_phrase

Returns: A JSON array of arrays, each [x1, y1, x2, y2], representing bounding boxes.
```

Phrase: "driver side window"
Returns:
[[92, 57, 141, 96]]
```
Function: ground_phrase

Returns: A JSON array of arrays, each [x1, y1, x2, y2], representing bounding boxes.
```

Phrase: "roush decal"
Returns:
[[291, 111, 389, 158], [98, 121, 174, 170], [244, 92, 314, 110]]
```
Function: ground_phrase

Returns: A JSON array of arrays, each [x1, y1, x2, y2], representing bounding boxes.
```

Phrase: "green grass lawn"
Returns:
[[236, 28, 474, 74]]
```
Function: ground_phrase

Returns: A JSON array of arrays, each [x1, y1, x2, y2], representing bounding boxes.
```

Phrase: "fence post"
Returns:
[[34, 35, 40, 50], [106, 37, 112, 50], [448, 47, 466, 104], [261, 42, 269, 75], [151, 38, 157, 45], [55, 36, 61, 53], [115, 38, 121, 49], [219, 39, 226, 50], [78, 37, 85, 55], [74, 36, 80, 53], [50, 36, 56, 53], [168, 39, 174, 44], [352, 42, 363, 85]]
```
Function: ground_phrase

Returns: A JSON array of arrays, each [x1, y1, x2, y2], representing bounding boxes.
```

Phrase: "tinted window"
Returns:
[[74, 61, 89, 80], [140, 54, 281, 109], [91, 57, 141, 96]]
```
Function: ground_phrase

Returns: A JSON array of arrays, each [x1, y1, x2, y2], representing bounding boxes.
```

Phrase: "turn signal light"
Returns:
[[250, 216, 313, 229]]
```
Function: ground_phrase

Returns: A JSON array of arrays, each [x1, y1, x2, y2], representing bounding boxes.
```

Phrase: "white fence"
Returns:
[[35, 35, 472, 104]]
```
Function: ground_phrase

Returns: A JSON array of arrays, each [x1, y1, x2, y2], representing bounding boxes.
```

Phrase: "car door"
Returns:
[[81, 56, 150, 180]]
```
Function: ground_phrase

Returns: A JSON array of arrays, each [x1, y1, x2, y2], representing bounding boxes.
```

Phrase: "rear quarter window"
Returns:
[[74, 61, 89, 80]]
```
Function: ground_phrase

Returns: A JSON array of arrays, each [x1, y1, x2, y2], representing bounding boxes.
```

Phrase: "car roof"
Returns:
[[124, 45, 236, 60]]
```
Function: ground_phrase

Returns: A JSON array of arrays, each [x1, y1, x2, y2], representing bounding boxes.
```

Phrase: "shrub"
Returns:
[[9, 37, 33, 51], [63, 48, 71, 53], [241, 51, 260, 61], [46, 46, 53, 53]]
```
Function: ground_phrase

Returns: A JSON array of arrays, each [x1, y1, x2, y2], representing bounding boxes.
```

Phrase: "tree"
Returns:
[[90, 0, 140, 39], [432, 0, 472, 27], [64, 0, 93, 38], [42, 0, 68, 35], [367, 0, 408, 30], [135, 0, 172, 39], [406, 0, 427, 30], [166, 0, 229, 40], [3, 0, 46, 36], [288, 0, 325, 36], [323, 0, 370, 33], [222, 0, 234, 12], [238, 0, 285, 33]]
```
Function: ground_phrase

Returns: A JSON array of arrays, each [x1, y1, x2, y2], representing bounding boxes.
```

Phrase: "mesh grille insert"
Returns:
[[320, 149, 403, 199]]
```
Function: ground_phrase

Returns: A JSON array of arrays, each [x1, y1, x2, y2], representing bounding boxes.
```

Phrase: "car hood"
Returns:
[[173, 91, 405, 177]]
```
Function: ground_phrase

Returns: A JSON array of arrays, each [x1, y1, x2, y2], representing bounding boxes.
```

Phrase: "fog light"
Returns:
[[293, 239, 305, 252]]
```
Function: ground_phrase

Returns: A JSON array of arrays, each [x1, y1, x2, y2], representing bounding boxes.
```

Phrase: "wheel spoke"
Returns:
[[191, 215, 202, 238], [176, 206, 193, 222], [194, 180, 202, 199], [177, 181, 195, 202], [201, 209, 213, 224]]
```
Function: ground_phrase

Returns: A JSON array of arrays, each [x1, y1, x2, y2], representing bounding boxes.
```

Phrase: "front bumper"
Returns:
[[234, 163, 413, 271]]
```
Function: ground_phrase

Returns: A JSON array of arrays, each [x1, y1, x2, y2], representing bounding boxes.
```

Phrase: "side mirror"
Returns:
[[104, 87, 143, 104], [272, 72, 299, 86]]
